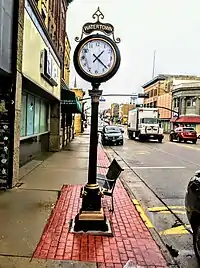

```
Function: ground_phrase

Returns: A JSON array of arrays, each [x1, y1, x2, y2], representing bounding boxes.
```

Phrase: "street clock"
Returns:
[[73, 34, 121, 84]]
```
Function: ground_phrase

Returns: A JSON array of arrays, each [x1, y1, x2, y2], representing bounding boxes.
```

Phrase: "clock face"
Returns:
[[78, 38, 116, 77]]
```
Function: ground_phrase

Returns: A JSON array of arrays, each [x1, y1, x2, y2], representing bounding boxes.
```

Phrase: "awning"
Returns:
[[61, 89, 82, 114], [170, 116, 200, 123]]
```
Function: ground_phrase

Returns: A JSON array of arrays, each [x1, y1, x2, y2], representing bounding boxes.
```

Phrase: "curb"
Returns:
[[102, 145, 179, 268]]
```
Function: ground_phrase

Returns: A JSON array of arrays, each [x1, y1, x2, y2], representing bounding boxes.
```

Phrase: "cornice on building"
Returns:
[[142, 74, 200, 89], [142, 75, 168, 89], [172, 82, 200, 92]]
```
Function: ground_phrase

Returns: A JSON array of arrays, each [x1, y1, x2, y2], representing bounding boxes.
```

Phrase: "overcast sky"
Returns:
[[67, 0, 200, 107]]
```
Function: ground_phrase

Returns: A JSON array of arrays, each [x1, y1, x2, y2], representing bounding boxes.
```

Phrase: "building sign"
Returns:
[[61, 100, 77, 105], [40, 48, 59, 86], [100, 97, 106, 102]]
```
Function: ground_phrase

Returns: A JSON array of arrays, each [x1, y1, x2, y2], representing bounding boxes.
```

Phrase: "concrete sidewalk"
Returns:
[[0, 133, 172, 267]]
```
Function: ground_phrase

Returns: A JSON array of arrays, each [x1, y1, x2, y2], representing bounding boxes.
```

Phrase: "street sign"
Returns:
[[136, 104, 143, 108], [100, 97, 106, 102], [138, 93, 149, 98]]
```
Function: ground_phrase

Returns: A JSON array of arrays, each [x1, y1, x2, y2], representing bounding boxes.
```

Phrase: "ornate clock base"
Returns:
[[74, 211, 109, 232], [73, 184, 109, 232]]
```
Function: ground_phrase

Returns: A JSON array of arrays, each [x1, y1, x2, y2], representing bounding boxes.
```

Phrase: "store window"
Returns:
[[40, 100, 48, 133], [34, 98, 40, 134], [20, 94, 27, 137], [26, 94, 34, 136], [20, 92, 49, 138]]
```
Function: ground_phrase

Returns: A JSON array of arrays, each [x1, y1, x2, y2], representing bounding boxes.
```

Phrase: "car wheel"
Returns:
[[158, 138, 163, 143], [121, 141, 124, 145], [193, 140, 197, 144], [177, 136, 181, 143], [169, 135, 173, 142], [102, 140, 106, 146], [193, 225, 200, 264], [128, 132, 134, 140]]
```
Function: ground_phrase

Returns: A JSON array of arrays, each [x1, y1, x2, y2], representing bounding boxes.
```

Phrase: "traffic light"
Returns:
[[138, 93, 149, 98]]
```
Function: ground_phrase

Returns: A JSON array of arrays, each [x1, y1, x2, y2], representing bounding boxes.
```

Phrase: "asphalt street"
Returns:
[[105, 133, 200, 268]]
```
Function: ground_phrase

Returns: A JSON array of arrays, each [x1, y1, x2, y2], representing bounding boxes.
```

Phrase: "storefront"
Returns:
[[19, 0, 61, 166], [170, 116, 200, 132], [0, 0, 16, 188], [61, 89, 82, 146]]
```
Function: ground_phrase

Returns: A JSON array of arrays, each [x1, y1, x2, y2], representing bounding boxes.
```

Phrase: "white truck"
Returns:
[[127, 107, 164, 143]]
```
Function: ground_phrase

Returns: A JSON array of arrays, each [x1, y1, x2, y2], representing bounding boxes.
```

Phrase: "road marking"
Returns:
[[170, 142, 200, 151], [135, 151, 149, 155], [160, 224, 190, 235], [148, 206, 186, 214], [129, 166, 185, 169], [153, 210, 186, 214], [132, 199, 154, 228], [148, 206, 185, 212]]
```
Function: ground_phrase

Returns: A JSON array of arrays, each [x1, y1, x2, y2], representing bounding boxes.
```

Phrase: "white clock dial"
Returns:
[[78, 39, 115, 77]]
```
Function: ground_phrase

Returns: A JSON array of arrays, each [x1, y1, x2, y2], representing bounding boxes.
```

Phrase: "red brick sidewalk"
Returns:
[[33, 145, 168, 268]]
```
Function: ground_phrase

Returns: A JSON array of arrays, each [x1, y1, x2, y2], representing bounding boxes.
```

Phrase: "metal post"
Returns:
[[88, 84, 102, 184], [74, 84, 109, 232], [152, 50, 156, 78]]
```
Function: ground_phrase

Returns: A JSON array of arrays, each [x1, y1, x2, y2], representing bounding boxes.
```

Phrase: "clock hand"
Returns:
[[93, 54, 107, 69], [93, 51, 104, 63]]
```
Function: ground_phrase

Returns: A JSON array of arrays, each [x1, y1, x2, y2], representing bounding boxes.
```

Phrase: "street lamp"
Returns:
[[72, 7, 121, 232]]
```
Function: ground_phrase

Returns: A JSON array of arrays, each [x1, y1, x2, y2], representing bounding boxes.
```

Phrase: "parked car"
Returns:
[[98, 121, 104, 132], [185, 170, 200, 263], [101, 125, 124, 146], [118, 126, 124, 133], [169, 127, 197, 144]]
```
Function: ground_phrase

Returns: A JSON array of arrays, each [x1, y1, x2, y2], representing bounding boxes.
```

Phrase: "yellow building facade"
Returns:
[[119, 104, 135, 124], [64, 34, 71, 87], [72, 88, 85, 134], [18, 1, 62, 169]]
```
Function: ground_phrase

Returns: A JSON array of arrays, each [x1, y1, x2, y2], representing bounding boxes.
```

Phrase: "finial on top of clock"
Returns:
[[75, 7, 121, 43], [92, 7, 104, 22]]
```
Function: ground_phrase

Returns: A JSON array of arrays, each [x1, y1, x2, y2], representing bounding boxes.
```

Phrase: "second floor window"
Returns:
[[186, 97, 196, 107]]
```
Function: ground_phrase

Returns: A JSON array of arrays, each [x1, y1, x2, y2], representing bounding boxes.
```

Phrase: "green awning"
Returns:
[[61, 89, 82, 114]]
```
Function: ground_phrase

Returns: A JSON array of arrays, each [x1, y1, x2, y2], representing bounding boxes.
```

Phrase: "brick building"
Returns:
[[142, 74, 200, 133]]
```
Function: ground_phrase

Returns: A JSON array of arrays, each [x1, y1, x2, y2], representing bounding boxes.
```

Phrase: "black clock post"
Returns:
[[72, 7, 121, 232]]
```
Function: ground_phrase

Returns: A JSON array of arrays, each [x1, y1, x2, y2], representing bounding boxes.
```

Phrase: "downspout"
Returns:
[[8, 0, 20, 188]]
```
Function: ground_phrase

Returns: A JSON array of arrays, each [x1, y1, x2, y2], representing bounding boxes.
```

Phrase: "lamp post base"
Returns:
[[73, 184, 109, 232]]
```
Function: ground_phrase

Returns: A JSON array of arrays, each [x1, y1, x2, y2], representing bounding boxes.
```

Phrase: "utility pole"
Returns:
[[152, 50, 156, 78]]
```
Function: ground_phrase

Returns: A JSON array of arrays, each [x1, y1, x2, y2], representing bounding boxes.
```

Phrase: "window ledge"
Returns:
[[20, 131, 49, 141]]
